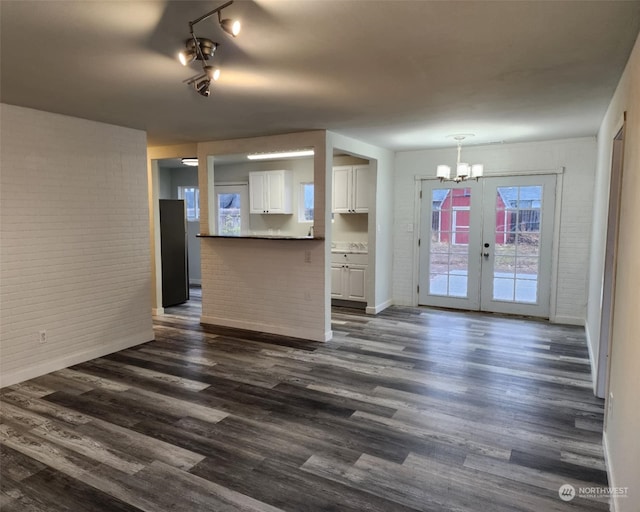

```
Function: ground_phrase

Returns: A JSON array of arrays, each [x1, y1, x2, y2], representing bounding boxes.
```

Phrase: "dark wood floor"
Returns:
[[1, 292, 609, 511]]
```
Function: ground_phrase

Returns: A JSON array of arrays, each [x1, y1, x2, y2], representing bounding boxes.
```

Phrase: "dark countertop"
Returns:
[[197, 234, 325, 241]]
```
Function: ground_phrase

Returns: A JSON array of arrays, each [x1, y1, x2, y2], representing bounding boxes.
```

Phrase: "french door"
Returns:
[[418, 174, 556, 317]]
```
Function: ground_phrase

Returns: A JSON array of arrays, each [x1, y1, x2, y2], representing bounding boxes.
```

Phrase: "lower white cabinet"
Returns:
[[331, 252, 367, 302]]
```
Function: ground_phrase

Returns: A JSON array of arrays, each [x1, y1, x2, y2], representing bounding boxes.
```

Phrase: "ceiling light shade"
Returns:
[[247, 149, 315, 160], [178, 49, 196, 66], [456, 163, 470, 179], [181, 158, 198, 166], [471, 164, 484, 178], [220, 18, 241, 37], [437, 135, 483, 183], [205, 65, 221, 81], [436, 165, 451, 180]]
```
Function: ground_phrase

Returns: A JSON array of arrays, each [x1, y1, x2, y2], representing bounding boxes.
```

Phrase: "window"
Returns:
[[218, 192, 242, 235], [178, 186, 200, 221], [299, 182, 314, 222]]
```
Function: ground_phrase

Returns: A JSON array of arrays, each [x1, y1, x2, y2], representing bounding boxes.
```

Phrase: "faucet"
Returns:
[[307, 225, 314, 237]]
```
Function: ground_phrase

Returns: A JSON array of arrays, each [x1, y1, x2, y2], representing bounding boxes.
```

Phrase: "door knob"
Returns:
[[483, 252, 490, 258]]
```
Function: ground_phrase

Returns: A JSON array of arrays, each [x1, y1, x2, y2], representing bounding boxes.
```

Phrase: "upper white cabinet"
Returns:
[[332, 165, 370, 213], [249, 170, 293, 214]]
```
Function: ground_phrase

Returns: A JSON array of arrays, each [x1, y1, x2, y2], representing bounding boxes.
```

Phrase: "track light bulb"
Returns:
[[204, 66, 221, 81], [220, 18, 241, 37]]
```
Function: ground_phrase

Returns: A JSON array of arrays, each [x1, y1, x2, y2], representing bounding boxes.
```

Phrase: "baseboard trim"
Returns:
[[152, 307, 165, 316], [366, 299, 393, 315], [189, 279, 202, 286], [584, 318, 600, 396], [0, 331, 154, 388], [603, 433, 616, 512], [552, 315, 584, 326], [200, 315, 327, 342]]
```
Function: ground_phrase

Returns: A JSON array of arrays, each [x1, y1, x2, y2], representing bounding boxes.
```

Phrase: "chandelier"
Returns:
[[436, 135, 483, 182]]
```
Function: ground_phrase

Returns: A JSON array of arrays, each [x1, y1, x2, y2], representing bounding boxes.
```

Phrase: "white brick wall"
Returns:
[[200, 238, 328, 341], [0, 104, 153, 386], [393, 138, 597, 324]]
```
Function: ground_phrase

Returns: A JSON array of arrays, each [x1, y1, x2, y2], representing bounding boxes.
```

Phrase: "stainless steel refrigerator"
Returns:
[[160, 199, 189, 307]]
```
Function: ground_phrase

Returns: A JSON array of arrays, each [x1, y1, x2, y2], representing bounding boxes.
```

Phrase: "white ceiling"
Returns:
[[1, 0, 639, 150]]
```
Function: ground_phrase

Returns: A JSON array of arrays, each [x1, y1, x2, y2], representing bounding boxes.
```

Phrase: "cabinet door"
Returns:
[[346, 265, 366, 301], [332, 167, 351, 213], [249, 172, 266, 213], [331, 265, 344, 298], [266, 171, 282, 212], [352, 166, 370, 213]]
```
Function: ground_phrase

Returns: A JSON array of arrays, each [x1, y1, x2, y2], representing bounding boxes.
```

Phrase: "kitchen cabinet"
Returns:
[[332, 165, 370, 213], [249, 170, 293, 214], [331, 252, 367, 302]]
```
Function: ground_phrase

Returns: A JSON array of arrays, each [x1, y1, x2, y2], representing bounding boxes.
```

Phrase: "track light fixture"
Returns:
[[178, 0, 240, 96]]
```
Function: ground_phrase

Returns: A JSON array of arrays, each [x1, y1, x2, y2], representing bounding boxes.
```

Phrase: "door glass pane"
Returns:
[[218, 193, 241, 235], [493, 278, 515, 301], [493, 185, 542, 303], [429, 188, 470, 297], [517, 233, 540, 256]]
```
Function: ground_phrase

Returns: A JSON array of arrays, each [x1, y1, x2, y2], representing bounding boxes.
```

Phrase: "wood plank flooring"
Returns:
[[1, 294, 609, 511]]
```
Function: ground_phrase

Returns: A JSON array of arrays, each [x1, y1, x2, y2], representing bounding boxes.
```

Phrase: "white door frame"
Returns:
[[412, 169, 564, 320], [596, 115, 626, 400]]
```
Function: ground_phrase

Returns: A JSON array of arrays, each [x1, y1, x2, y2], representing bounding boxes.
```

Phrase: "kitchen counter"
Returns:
[[197, 234, 324, 240]]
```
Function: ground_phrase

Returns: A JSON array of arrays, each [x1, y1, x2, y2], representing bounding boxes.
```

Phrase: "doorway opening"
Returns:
[[597, 119, 626, 400], [157, 158, 202, 310]]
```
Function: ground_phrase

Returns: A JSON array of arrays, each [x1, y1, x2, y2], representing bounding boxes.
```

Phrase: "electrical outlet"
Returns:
[[39, 330, 47, 343], [304, 250, 311, 263]]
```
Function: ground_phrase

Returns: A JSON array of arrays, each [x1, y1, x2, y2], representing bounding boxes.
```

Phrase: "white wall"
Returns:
[[393, 138, 597, 324], [588, 34, 640, 512], [0, 104, 153, 387], [200, 238, 326, 339]]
